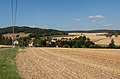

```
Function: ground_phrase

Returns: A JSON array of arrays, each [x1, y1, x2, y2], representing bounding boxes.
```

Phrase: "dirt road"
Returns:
[[16, 48, 120, 79]]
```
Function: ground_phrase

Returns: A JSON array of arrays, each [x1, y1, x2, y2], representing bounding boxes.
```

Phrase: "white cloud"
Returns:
[[74, 18, 80, 21], [103, 24, 113, 27], [96, 15, 104, 19], [89, 15, 104, 19], [89, 16, 96, 19], [29, 25, 48, 29], [29, 25, 39, 28]]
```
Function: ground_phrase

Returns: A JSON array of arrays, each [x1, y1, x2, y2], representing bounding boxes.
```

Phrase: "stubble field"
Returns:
[[83, 33, 120, 45], [16, 47, 120, 79]]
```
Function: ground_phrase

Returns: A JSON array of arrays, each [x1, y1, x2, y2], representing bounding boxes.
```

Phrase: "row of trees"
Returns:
[[33, 36, 95, 48], [33, 36, 120, 49], [0, 34, 119, 49], [104, 33, 119, 38], [0, 35, 12, 45]]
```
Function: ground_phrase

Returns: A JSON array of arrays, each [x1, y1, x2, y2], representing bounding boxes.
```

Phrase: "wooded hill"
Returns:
[[0, 26, 67, 36], [1, 26, 120, 36]]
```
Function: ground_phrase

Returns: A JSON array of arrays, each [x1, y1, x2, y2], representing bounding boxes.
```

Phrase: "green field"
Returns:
[[0, 48, 21, 79]]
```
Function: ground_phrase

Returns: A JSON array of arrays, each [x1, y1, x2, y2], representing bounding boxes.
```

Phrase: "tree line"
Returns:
[[33, 36, 94, 48], [0, 34, 120, 49], [31, 36, 120, 49], [0, 34, 12, 45]]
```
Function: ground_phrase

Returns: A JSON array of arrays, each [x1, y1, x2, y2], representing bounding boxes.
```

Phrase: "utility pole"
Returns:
[[11, 0, 17, 48]]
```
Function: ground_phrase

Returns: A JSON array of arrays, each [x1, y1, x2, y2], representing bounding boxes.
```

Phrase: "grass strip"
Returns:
[[0, 48, 21, 79]]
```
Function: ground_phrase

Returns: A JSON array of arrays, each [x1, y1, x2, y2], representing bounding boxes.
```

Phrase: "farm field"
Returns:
[[84, 33, 120, 45], [3, 32, 30, 38], [16, 47, 120, 79], [68, 33, 120, 45]]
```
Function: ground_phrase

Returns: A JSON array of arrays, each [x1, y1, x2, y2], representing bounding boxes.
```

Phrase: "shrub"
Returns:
[[72, 45, 79, 48], [108, 39, 116, 48], [89, 44, 102, 48], [63, 44, 70, 48]]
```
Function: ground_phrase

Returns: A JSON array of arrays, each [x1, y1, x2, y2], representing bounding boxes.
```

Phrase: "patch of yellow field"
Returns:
[[82, 33, 120, 45]]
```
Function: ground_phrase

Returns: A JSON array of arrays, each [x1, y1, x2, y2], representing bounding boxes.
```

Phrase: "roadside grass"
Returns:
[[0, 48, 21, 79]]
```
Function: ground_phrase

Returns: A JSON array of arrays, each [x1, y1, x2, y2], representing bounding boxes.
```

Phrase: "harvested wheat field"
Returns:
[[69, 33, 120, 45], [16, 48, 120, 79], [83, 33, 120, 45]]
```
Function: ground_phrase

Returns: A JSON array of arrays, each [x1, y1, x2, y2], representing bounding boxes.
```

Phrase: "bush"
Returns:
[[81, 45, 86, 48], [108, 39, 116, 48], [63, 44, 70, 48], [115, 46, 120, 49], [72, 45, 79, 48], [89, 44, 102, 48]]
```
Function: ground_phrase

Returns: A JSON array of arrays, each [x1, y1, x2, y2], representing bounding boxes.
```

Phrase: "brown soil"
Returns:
[[16, 48, 120, 79]]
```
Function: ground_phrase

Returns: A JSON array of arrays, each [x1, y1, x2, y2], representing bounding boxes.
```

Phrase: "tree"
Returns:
[[115, 33, 119, 38], [33, 37, 42, 47], [33, 37, 47, 47], [108, 33, 113, 39], [72, 45, 78, 48], [105, 34, 109, 38], [0, 36, 12, 45], [63, 44, 70, 48], [18, 37, 30, 47], [108, 39, 116, 48], [105, 33, 113, 39]]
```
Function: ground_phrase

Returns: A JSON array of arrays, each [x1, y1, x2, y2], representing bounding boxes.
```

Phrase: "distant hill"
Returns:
[[67, 30, 120, 34], [0, 26, 67, 36], [1, 26, 120, 37]]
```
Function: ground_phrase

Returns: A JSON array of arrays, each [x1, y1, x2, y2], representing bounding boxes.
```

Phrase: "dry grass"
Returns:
[[3, 32, 30, 38], [16, 47, 120, 79]]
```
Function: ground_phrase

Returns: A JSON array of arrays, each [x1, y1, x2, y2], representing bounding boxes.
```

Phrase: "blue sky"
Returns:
[[0, 0, 120, 30]]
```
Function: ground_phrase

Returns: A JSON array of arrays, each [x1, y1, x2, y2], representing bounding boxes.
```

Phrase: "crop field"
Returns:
[[3, 32, 30, 38], [83, 33, 120, 45], [60, 33, 120, 46], [16, 47, 120, 79]]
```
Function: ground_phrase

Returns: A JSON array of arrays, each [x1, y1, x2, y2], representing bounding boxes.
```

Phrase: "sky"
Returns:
[[0, 0, 120, 30]]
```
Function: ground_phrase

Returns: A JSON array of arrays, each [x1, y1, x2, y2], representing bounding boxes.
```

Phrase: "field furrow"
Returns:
[[16, 48, 120, 79]]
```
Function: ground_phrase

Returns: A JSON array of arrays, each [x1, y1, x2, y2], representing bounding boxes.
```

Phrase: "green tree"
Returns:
[[72, 45, 78, 48], [105, 34, 109, 38], [115, 33, 119, 38], [33, 37, 46, 47], [63, 44, 70, 48], [108, 39, 116, 48], [108, 33, 113, 39], [18, 37, 30, 47]]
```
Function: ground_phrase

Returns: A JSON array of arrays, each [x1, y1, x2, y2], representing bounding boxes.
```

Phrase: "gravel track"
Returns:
[[16, 48, 120, 79]]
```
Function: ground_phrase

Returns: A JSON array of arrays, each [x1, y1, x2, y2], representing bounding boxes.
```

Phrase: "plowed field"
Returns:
[[16, 48, 120, 79]]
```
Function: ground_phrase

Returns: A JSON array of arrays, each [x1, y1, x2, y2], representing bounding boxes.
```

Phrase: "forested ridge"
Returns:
[[1, 26, 120, 35], [0, 26, 67, 36]]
